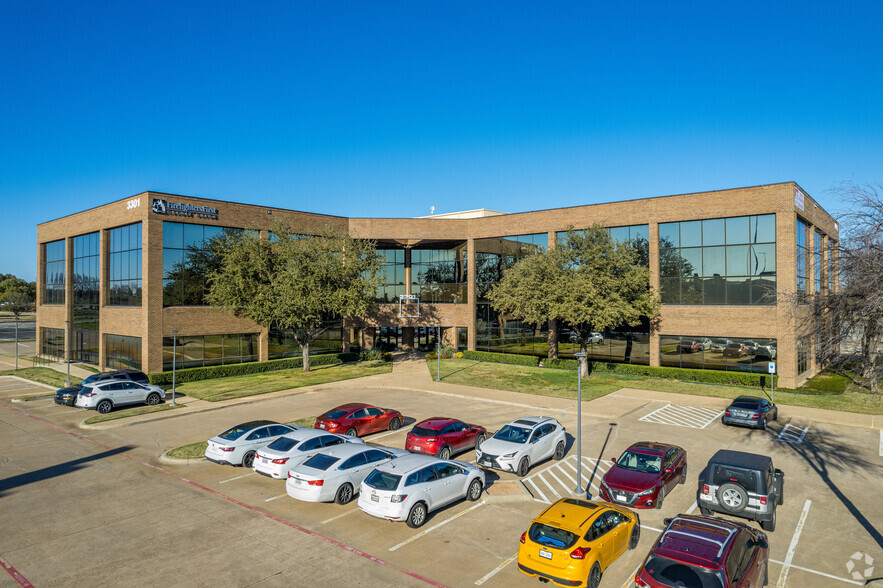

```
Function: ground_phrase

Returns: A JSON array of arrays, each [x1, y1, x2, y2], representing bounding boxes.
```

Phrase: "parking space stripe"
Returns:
[[546, 467, 571, 490], [219, 473, 254, 484], [769, 558, 863, 586], [562, 460, 592, 491], [685, 500, 698, 515], [368, 429, 405, 441], [619, 564, 641, 588], [777, 424, 809, 444], [388, 501, 486, 552], [776, 499, 812, 588], [474, 553, 517, 585], [639, 403, 723, 429], [878, 429, 882, 457], [537, 472, 557, 497], [524, 478, 549, 503], [0, 554, 34, 587], [264, 494, 286, 502], [321, 509, 358, 525], [1, 404, 450, 588]]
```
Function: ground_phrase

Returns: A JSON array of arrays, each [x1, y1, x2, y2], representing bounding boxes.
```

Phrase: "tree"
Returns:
[[0, 276, 35, 301], [206, 220, 383, 372], [1, 290, 33, 318], [488, 225, 660, 378]]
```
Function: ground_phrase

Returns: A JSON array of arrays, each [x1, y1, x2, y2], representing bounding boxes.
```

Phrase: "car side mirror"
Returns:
[[611, 457, 616, 463], [665, 467, 673, 474]]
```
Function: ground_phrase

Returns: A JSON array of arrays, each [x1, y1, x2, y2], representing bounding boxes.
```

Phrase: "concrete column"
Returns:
[[649, 222, 660, 367], [65, 237, 74, 361], [98, 229, 109, 370], [466, 237, 476, 351]]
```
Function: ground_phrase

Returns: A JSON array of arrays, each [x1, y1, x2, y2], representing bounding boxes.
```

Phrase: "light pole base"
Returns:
[[572, 486, 583, 495]]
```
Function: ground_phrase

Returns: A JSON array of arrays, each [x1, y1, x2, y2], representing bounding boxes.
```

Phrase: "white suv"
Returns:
[[75, 379, 166, 413], [476, 416, 567, 477], [359, 454, 485, 528]]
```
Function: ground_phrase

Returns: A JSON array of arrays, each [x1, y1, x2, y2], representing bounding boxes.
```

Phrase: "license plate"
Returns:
[[371, 494, 379, 502], [293, 478, 304, 486], [616, 494, 627, 502], [261, 459, 268, 464], [319, 423, 325, 429], [539, 549, 552, 560], [413, 446, 421, 451]]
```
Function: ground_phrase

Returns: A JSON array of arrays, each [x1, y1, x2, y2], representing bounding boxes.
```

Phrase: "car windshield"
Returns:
[[302, 454, 339, 471], [410, 426, 440, 438], [528, 523, 578, 550], [267, 437, 300, 452], [730, 401, 759, 410], [218, 425, 255, 441], [363, 469, 402, 491], [493, 425, 531, 444], [322, 409, 349, 419], [642, 555, 724, 588], [616, 450, 662, 474]]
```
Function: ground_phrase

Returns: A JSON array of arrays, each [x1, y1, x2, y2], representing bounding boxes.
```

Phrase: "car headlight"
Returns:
[[502, 452, 517, 459], [636, 487, 656, 497]]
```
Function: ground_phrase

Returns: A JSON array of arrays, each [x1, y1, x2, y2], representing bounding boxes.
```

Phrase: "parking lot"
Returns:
[[1, 370, 882, 587]]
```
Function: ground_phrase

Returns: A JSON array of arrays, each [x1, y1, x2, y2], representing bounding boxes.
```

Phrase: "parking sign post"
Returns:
[[171, 329, 178, 406], [573, 352, 587, 495], [768, 362, 776, 404]]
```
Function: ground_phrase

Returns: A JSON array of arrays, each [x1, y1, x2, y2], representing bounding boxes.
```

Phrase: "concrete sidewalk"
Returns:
[[0, 352, 96, 380]]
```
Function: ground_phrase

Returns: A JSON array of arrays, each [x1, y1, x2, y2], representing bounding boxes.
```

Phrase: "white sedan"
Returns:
[[253, 429, 364, 479], [286, 444, 408, 505], [358, 454, 485, 528], [205, 421, 301, 468], [476, 416, 566, 477]]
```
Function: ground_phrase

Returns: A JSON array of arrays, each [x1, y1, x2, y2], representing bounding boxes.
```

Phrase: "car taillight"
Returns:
[[751, 414, 761, 419], [307, 479, 324, 486], [759, 496, 767, 505], [702, 485, 709, 495], [272, 457, 289, 464], [424, 438, 437, 443], [569, 546, 591, 560], [634, 576, 648, 587], [220, 446, 235, 452], [328, 422, 339, 428], [520, 532, 526, 544], [390, 494, 407, 503], [725, 410, 731, 416], [81, 391, 96, 397]]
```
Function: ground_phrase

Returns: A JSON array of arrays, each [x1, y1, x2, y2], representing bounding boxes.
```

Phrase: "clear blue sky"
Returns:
[[2, 1, 881, 281]]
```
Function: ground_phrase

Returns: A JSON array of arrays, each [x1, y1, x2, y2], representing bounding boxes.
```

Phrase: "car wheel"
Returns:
[[587, 562, 602, 588], [146, 393, 161, 406], [760, 508, 777, 532], [553, 441, 566, 460], [388, 417, 402, 431], [628, 524, 640, 550], [654, 487, 665, 510], [699, 506, 713, 516], [346, 427, 358, 437], [761, 417, 767, 430], [437, 446, 451, 460], [467, 478, 483, 501], [242, 450, 256, 468], [407, 502, 427, 528], [717, 483, 749, 513], [474, 434, 486, 451], [679, 465, 687, 485], [773, 409, 778, 421], [516, 457, 530, 477], [97, 400, 112, 414], [335, 483, 353, 505]]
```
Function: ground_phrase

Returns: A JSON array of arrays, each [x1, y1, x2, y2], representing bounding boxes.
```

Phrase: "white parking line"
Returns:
[[769, 557, 863, 586], [321, 509, 358, 525], [777, 424, 809, 444], [474, 553, 517, 585], [685, 500, 698, 515], [879, 429, 882, 457], [639, 525, 663, 533], [620, 564, 642, 588], [218, 473, 254, 484], [638, 403, 723, 429], [524, 478, 549, 503], [388, 500, 486, 551], [367, 429, 405, 441], [776, 499, 812, 588], [563, 460, 592, 491], [264, 494, 286, 502]]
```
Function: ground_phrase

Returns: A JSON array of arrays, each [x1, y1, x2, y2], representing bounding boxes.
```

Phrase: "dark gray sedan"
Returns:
[[722, 396, 778, 430]]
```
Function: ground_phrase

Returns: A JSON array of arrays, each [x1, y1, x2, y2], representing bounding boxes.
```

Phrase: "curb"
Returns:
[[159, 449, 206, 466]]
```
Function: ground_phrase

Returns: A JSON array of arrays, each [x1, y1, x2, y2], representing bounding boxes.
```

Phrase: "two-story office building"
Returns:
[[36, 182, 837, 388]]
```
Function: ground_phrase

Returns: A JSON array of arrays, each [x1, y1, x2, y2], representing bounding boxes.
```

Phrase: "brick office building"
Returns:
[[36, 182, 837, 389]]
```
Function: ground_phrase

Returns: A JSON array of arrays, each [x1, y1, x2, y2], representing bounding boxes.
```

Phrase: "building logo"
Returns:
[[845, 552, 874, 581], [151, 198, 219, 220]]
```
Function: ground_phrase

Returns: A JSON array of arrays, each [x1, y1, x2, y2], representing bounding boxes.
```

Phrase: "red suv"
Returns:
[[405, 417, 487, 460], [635, 514, 768, 588], [600, 442, 687, 509]]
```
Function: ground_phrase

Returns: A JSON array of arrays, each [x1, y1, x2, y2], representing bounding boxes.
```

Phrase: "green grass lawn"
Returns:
[[431, 358, 883, 415], [85, 402, 181, 424], [0, 367, 82, 389], [173, 361, 392, 402], [167, 416, 318, 459]]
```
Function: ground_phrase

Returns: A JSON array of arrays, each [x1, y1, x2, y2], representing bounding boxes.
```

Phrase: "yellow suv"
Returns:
[[518, 498, 640, 588]]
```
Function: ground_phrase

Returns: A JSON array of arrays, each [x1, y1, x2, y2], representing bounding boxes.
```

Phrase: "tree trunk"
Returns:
[[302, 341, 311, 372], [548, 319, 559, 359]]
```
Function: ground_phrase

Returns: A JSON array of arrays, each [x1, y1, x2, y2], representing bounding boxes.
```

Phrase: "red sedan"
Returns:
[[599, 441, 687, 509], [405, 417, 488, 460], [314, 403, 403, 437]]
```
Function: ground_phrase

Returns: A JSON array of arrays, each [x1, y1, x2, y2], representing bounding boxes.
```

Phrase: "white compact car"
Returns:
[[358, 454, 485, 528], [205, 421, 301, 468], [253, 429, 364, 479], [476, 416, 566, 477], [286, 444, 407, 505], [75, 379, 166, 414]]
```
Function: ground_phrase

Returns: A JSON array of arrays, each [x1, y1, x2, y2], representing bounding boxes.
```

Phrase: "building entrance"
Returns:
[[377, 327, 402, 351]]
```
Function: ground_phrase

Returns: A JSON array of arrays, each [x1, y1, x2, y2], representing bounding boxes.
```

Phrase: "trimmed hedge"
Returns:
[[462, 350, 539, 367], [148, 352, 360, 385], [465, 351, 777, 388]]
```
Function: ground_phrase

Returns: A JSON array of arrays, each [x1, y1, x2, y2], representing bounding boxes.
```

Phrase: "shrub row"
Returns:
[[148, 352, 360, 385], [461, 350, 539, 367], [466, 351, 777, 388]]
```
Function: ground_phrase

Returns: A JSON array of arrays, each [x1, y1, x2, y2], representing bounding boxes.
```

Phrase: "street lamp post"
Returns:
[[436, 324, 441, 381], [573, 352, 587, 495], [64, 320, 71, 386], [171, 329, 178, 406], [14, 317, 18, 371]]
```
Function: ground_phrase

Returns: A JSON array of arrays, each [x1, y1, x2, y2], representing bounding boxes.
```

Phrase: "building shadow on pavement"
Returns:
[[0, 445, 134, 497]]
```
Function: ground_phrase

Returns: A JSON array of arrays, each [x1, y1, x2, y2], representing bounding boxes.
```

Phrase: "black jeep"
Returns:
[[698, 449, 784, 532]]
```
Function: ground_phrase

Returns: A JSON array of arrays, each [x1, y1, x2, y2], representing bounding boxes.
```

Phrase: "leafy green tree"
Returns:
[[488, 224, 660, 377], [1, 290, 33, 318], [0, 276, 35, 301], [206, 221, 383, 371]]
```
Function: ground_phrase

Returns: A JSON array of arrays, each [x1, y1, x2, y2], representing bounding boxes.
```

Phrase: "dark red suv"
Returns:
[[634, 514, 768, 588], [405, 417, 487, 460], [600, 442, 687, 509]]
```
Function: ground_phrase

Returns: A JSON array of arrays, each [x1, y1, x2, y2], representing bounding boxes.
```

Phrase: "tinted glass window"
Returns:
[[299, 437, 323, 451], [702, 219, 725, 246], [321, 436, 344, 447], [364, 470, 401, 491], [440, 423, 456, 435], [366, 407, 383, 417], [267, 437, 299, 452], [363, 449, 390, 463], [218, 425, 254, 441], [341, 453, 368, 469], [644, 555, 724, 588], [351, 409, 369, 419], [323, 409, 348, 419], [410, 426, 439, 438], [420, 466, 438, 483], [493, 425, 530, 444], [268, 425, 292, 436], [528, 523, 579, 550], [712, 466, 758, 492], [303, 454, 339, 471]]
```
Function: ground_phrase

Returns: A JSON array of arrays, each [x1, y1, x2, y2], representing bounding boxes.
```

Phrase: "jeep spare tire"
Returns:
[[717, 482, 749, 513]]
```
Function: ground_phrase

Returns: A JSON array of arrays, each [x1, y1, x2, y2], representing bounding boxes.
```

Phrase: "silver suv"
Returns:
[[75, 379, 166, 413], [698, 449, 784, 532]]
